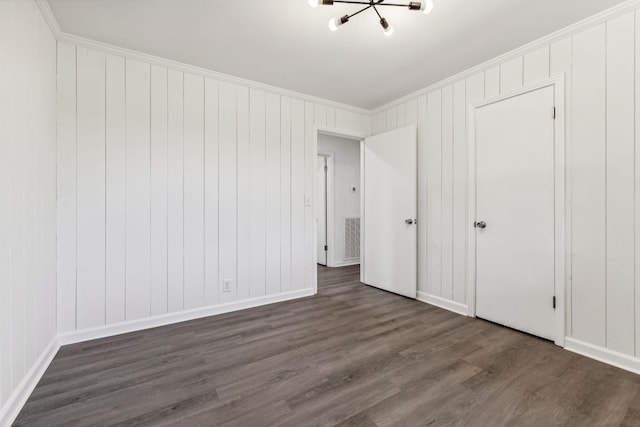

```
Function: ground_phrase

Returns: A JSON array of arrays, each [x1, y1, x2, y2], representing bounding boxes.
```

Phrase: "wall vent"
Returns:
[[344, 217, 360, 260]]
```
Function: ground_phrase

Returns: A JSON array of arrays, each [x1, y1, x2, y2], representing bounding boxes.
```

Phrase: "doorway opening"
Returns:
[[315, 132, 362, 281]]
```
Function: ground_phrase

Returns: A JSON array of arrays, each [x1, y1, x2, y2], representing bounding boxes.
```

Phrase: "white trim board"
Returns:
[[35, 0, 61, 39], [0, 337, 60, 427], [334, 260, 360, 268], [565, 338, 640, 376], [372, 0, 640, 113], [417, 292, 469, 317], [58, 288, 315, 346]]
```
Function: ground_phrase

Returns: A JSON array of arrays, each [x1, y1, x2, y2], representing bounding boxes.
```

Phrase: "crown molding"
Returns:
[[57, 32, 370, 116], [34, 0, 61, 39], [372, 0, 640, 113]]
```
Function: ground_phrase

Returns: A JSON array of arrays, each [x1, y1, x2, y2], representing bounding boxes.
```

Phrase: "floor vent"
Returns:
[[344, 217, 360, 260]]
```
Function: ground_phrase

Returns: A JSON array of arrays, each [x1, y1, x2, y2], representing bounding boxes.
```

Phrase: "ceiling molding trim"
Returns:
[[372, 0, 640, 113], [58, 32, 370, 115], [35, 0, 62, 40]]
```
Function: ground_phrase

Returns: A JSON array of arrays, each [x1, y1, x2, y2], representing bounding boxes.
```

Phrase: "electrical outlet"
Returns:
[[223, 279, 232, 292]]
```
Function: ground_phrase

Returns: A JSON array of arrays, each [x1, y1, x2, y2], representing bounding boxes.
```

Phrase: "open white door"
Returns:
[[362, 125, 417, 298], [316, 155, 327, 266]]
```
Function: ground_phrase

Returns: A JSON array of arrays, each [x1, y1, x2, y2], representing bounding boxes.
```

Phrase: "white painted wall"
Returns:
[[0, 0, 58, 418], [372, 7, 640, 361], [318, 133, 361, 266], [56, 40, 371, 334]]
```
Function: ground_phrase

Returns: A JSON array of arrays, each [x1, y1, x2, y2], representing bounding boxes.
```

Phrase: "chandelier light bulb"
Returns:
[[421, 0, 434, 14], [380, 17, 393, 36], [329, 15, 349, 31], [308, 0, 319, 7]]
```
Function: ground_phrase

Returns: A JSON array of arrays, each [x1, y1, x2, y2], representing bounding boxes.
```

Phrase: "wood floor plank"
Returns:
[[14, 264, 640, 426]]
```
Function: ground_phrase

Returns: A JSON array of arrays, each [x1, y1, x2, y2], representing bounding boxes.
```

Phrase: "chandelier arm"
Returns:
[[372, 4, 383, 19], [347, 5, 374, 19], [332, 1, 376, 4]]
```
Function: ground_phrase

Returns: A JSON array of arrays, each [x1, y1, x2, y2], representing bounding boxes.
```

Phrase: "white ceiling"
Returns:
[[49, 0, 626, 109]]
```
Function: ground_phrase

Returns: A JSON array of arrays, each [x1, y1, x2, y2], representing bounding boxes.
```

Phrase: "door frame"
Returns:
[[467, 75, 568, 347], [313, 127, 366, 293], [316, 151, 334, 267]]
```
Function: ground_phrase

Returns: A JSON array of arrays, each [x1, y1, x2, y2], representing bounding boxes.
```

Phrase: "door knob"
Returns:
[[475, 221, 487, 229], [405, 219, 414, 225]]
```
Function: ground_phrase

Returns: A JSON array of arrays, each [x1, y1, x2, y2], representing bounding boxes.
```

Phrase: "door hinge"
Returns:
[[324, 165, 328, 171], [324, 245, 328, 251], [552, 296, 556, 309], [552, 107, 556, 120]]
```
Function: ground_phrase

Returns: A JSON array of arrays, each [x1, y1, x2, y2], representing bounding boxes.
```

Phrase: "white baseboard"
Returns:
[[0, 337, 60, 427], [564, 337, 640, 375], [333, 260, 360, 267], [58, 288, 316, 346], [417, 292, 469, 317]]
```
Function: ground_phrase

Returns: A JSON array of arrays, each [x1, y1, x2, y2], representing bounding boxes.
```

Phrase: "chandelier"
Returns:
[[308, 0, 434, 36]]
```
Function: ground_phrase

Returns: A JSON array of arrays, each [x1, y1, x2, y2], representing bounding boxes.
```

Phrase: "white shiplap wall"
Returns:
[[56, 41, 370, 334], [0, 0, 57, 417], [372, 8, 640, 359]]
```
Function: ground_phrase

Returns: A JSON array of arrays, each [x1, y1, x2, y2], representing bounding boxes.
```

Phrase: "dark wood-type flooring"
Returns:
[[15, 265, 640, 426]]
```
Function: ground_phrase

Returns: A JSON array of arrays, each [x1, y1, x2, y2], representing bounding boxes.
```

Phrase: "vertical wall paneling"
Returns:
[[250, 89, 267, 297], [441, 86, 454, 300], [396, 102, 407, 127], [326, 106, 336, 129], [23, 0, 36, 366], [266, 93, 282, 295], [452, 80, 468, 304], [524, 45, 550, 84], [386, 107, 397, 130], [336, 109, 355, 132], [125, 59, 152, 320], [76, 48, 106, 329], [605, 12, 635, 354], [571, 24, 607, 346], [0, 0, 11, 402], [10, 0, 26, 382], [426, 90, 442, 295], [417, 95, 428, 293], [167, 69, 185, 312], [359, 113, 371, 136], [236, 86, 250, 300], [3, 2, 57, 411], [150, 65, 168, 316], [218, 82, 238, 303], [405, 99, 418, 126], [204, 78, 220, 306], [485, 66, 500, 97], [105, 54, 126, 323], [183, 74, 205, 309], [304, 102, 315, 289], [314, 103, 327, 128], [280, 97, 292, 293], [57, 42, 77, 333], [636, 10, 640, 358], [291, 99, 305, 289], [499, 56, 524, 93]]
